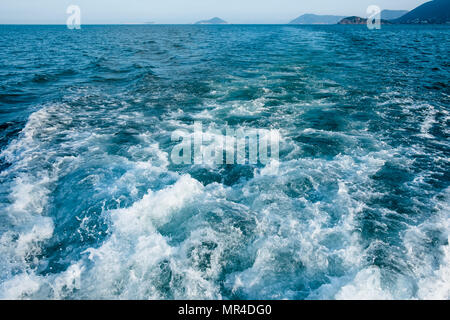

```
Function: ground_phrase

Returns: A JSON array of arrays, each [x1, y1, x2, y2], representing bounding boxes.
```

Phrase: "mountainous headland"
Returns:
[[394, 0, 450, 24], [380, 10, 408, 21]]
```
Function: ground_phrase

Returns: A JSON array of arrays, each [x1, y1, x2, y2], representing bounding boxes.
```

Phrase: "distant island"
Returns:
[[338, 16, 392, 25], [195, 17, 228, 25], [289, 14, 345, 25]]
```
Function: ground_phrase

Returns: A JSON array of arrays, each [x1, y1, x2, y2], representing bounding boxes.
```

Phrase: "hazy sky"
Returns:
[[0, 0, 429, 24]]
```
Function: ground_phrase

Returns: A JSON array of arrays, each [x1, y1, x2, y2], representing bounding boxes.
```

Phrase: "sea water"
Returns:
[[0, 25, 449, 299]]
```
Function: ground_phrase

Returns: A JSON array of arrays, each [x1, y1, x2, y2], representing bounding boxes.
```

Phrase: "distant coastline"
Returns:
[[193, 1, 450, 25]]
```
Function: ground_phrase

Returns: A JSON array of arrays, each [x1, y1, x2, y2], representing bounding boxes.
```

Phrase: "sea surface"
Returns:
[[0, 25, 449, 299]]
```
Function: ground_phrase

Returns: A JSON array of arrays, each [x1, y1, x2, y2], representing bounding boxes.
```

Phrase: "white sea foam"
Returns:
[[1, 92, 448, 301], [407, 189, 450, 300], [334, 267, 394, 300], [0, 102, 177, 299], [418, 105, 437, 139]]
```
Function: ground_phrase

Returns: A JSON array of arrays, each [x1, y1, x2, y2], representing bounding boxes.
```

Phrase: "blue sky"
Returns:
[[0, 0, 428, 24]]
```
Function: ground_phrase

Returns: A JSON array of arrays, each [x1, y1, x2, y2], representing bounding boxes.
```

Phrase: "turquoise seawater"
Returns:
[[0, 25, 449, 299]]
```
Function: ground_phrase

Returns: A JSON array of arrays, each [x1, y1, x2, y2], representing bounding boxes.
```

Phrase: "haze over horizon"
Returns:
[[0, 0, 430, 24]]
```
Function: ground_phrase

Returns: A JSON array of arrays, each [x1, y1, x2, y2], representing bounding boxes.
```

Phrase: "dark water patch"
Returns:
[[294, 133, 348, 158]]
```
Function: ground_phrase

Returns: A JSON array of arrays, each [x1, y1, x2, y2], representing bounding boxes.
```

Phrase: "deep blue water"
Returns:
[[0, 25, 449, 299]]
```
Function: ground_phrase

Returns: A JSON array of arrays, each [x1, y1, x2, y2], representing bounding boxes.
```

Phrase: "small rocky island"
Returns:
[[195, 17, 228, 25], [338, 16, 392, 25]]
